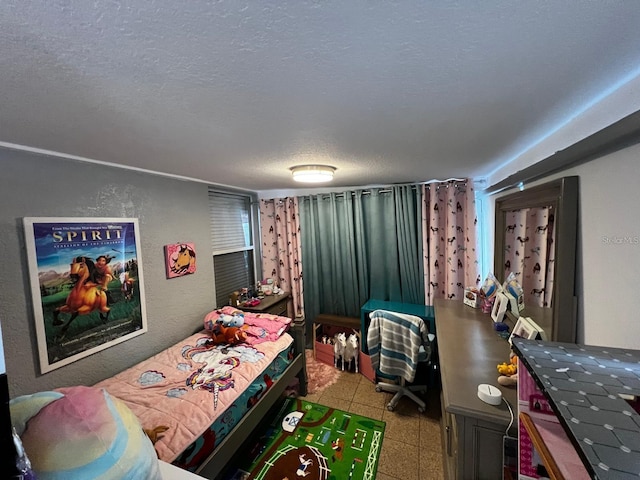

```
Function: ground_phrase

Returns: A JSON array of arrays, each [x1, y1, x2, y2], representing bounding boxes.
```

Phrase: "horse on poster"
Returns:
[[53, 256, 110, 336]]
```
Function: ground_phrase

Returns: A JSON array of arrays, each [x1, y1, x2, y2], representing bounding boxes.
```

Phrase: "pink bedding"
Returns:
[[204, 306, 292, 345], [95, 331, 294, 463]]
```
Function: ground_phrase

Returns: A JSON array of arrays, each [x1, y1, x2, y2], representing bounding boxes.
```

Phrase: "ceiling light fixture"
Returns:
[[290, 165, 336, 183]]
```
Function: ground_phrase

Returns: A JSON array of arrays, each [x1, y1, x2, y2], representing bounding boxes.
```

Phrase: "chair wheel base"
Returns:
[[386, 404, 395, 411]]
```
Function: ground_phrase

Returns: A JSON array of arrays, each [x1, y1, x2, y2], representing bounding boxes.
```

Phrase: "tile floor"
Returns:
[[301, 369, 444, 480]]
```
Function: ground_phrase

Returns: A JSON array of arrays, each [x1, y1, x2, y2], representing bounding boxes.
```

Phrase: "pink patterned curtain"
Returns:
[[422, 180, 479, 304], [502, 206, 555, 307], [259, 197, 304, 318]]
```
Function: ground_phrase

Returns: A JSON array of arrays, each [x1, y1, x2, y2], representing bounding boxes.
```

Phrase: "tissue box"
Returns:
[[464, 287, 481, 308]]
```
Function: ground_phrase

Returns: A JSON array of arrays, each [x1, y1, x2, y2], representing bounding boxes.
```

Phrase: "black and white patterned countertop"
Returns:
[[512, 338, 640, 480]]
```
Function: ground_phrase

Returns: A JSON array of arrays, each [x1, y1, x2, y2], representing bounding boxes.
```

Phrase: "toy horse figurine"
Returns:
[[333, 332, 346, 370], [343, 333, 359, 373]]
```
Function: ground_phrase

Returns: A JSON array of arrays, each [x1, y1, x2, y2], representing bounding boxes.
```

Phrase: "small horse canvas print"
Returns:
[[165, 242, 197, 278]]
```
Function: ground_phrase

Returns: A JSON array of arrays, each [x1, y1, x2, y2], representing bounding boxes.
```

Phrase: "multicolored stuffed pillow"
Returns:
[[10, 385, 160, 480]]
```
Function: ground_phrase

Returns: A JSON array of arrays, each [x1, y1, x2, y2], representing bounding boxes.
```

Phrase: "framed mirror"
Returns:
[[494, 176, 579, 342]]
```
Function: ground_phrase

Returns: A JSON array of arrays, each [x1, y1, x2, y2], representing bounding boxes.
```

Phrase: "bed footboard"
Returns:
[[290, 316, 307, 396]]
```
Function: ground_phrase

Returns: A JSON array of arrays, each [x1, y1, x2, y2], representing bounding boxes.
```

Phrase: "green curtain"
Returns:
[[299, 186, 424, 334]]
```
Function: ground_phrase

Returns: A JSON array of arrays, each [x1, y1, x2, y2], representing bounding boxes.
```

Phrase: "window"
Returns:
[[208, 189, 258, 307]]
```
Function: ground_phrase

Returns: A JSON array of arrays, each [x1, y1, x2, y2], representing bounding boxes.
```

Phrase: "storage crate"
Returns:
[[313, 319, 371, 378], [314, 340, 336, 367], [359, 351, 376, 382], [314, 324, 360, 372], [314, 336, 376, 382]]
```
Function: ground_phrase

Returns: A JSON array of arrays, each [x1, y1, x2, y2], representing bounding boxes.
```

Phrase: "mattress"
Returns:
[[96, 330, 294, 468]]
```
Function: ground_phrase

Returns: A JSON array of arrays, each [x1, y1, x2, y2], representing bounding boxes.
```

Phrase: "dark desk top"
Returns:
[[361, 299, 434, 318], [435, 299, 517, 427], [513, 338, 640, 480], [236, 292, 290, 313]]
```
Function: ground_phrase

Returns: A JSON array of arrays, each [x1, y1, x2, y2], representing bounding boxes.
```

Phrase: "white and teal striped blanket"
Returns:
[[366, 309, 432, 383]]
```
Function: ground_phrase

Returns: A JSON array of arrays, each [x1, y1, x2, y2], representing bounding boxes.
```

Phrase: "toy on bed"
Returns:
[[204, 306, 292, 345], [208, 322, 247, 345], [92, 313, 306, 478], [219, 313, 245, 327], [204, 309, 244, 328], [9, 385, 161, 480]]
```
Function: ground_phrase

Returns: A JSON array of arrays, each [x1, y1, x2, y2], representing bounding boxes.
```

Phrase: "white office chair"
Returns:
[[367, 309, 435, 412]]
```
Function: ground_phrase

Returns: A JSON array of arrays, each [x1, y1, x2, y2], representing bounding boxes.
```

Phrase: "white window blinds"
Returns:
[[208, 189, 256, 307]]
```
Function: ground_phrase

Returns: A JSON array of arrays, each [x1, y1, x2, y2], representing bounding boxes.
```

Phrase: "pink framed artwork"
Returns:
[[165, 243, 196, 278]]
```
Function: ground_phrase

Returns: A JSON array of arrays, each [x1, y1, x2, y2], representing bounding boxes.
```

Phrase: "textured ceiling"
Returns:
[[2, 1, 640, 193]]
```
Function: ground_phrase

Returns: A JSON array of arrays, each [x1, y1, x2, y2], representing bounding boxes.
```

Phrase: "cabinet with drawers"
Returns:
[[435, 299, 517, 479]]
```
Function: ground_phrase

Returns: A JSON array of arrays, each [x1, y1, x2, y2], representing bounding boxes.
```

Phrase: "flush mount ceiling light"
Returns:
[[290, 164, 336, 183]]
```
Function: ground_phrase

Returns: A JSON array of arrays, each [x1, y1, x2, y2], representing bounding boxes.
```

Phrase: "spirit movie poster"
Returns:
[[23, 218, 147, 373]]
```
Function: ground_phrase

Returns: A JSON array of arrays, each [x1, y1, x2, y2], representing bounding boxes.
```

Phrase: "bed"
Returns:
[[95, 311, 307, 479]]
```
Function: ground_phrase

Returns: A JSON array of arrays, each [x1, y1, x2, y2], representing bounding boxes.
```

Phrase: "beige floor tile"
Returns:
[[353, 380, 389, 409], [300, 391, 323, 404], [319, 376, 358, 401], [419, 416, 443, 452], [375, 472, 400, 480], [316, 393, 352, 412], [377, 437, 420, 480], [349, 401, 385, 421], [420, 449, 445, 479], [382, 409, 420, 446], [337, 369, 362, 384]]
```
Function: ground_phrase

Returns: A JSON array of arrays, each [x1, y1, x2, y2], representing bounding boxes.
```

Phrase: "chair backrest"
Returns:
[[366, 309, 431, 382]]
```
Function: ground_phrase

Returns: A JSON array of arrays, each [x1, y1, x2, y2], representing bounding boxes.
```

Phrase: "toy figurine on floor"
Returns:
[[343, 333, 359, 373], [333, 332, 346, 369]]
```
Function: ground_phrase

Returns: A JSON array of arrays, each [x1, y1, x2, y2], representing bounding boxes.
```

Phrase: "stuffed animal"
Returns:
[[498, 373, 518, 387], [10, 386, 161, 480], [203, 307, 244, 331], [497, 355, 517, 376], [217, 313, 244, 327], [208, 322, 247, 345], [497, 354, 518, 387]]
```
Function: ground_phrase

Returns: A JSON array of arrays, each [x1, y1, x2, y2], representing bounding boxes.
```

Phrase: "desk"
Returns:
[[435, 299, 517, 480], [360, 299, 434, 353]]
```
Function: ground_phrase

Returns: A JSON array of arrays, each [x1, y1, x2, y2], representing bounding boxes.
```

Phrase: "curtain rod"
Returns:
[[260, 179, 468, 202]]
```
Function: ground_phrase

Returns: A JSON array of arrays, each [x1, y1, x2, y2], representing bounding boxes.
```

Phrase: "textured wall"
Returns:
[[0, 148, 214, 396], [490, 143, 640, 349], [549, 144, 640, 349]]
